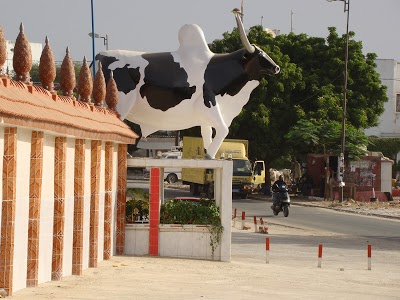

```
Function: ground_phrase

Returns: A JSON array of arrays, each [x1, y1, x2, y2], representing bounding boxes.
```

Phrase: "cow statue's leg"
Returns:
[[201, 126, 213, 156], [207, 124, 228, 159], [202, 106, 229, 159]]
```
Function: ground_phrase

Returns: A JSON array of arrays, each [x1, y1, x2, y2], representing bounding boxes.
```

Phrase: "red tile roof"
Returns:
[[0, 77, 138, 144]]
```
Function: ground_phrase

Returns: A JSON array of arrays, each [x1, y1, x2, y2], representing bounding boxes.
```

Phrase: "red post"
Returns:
[[266, 238, 270, 251], [265, 237, 270, 264], [233, 208, 237, 219], [149, 168, 160, 256], [241, 211, 245, 220], [318, 244, 323, 268], [368, 244, 372, 270]]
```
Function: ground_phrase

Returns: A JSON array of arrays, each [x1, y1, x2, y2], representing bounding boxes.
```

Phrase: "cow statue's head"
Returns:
[[233, 10, 280, 79]]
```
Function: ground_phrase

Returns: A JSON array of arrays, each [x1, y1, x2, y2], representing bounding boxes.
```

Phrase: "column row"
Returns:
[[0, 127, 127, 296]]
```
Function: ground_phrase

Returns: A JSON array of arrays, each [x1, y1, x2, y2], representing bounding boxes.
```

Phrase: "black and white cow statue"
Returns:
[[96, 11, 280, 159]]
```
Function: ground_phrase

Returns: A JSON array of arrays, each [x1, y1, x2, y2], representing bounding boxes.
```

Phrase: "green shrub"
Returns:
[[160, 199, 220, 225], [160, 199, 223, 259], [126, 188, 149, 222]]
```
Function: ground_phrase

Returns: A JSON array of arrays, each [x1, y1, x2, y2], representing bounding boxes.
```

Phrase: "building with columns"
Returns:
[[0, 24, 137, 296]]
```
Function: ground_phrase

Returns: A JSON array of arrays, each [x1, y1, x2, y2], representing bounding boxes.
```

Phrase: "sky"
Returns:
[[2, 0, 400, 64]]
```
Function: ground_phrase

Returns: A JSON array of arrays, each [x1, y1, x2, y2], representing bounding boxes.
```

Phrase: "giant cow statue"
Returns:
[[96, 11, 280, 159]]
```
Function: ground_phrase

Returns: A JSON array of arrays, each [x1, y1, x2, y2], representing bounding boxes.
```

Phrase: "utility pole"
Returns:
[[290, 10, 294, 32], [241, 0, 244, 23], [90, 0, 96, 76], [327, 0, 350, 203]]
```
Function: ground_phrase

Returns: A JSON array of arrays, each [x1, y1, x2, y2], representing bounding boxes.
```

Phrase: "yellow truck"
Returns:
[[182, 137, 266, 198]]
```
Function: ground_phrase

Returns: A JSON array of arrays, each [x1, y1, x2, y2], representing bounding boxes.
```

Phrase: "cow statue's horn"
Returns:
[[232, 9, 255, 54]]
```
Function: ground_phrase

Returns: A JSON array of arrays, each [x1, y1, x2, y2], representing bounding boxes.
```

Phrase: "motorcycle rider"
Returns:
[[272, 175, 286, 207]]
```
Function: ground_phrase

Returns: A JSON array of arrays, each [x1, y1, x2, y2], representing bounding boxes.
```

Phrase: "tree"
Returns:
[[274, 28, 387, 160], [30, 62, 83, 86], [198, 25, 388, 167], [206, 26, 304, 169], [285, 119, 369, 159], [276, 28, 387, 130]]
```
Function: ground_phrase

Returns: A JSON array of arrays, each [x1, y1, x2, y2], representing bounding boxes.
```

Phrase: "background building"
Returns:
[[5, 40, 42, 75], [365, 59, 400, 138]]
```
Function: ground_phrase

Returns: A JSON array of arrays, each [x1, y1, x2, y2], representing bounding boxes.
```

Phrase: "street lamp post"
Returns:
[[88, 32, 109, 50], [327, 0, 350, 203], [240, 0, 244, 22], [90, 0, 96, 76]]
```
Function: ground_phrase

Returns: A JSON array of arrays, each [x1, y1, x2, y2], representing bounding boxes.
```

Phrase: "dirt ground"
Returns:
[[9, 213, 400, 300]]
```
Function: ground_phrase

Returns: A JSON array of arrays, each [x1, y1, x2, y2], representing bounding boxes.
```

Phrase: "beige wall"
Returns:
[[0, 126, 121, 294]]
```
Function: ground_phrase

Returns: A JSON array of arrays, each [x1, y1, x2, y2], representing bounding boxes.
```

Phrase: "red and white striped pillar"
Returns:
[[149, 168, 161, 256], [260, 218, 268, 234], [368, 244, 372, 270], [318, 244, 323, 268], [266, 237, 270, 264]]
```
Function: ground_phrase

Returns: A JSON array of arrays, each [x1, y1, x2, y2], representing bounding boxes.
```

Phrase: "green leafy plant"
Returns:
[[126, 188, 149, 222], [160, 199, 223, 259]]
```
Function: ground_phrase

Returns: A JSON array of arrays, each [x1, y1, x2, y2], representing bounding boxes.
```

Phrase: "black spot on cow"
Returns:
[[203, 49, 250, 108], [95, 54, 141, 94], [140, 52, 196, 111]]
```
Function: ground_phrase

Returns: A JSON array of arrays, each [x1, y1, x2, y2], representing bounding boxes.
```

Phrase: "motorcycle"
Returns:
[[271, 184, 290, 217]]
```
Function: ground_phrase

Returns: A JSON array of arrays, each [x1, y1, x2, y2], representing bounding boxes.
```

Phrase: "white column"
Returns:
[[159, 167, 165, 203], [218, 161, 232, 262]]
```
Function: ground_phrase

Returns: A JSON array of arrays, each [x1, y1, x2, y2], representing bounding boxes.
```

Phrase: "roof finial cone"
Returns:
[[93, 61, 106, 106], [13, 22, 32, 83], [59, 46, 76, 97], [39, 35, 56, 91], [77, 56, 93, 103], [105, 70, 120, 117], [0, 26, 6, 76]]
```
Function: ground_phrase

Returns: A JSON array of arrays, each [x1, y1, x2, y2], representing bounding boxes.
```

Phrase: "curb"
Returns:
[[247, 195, 400, 220], [294, 202, 400, 220]]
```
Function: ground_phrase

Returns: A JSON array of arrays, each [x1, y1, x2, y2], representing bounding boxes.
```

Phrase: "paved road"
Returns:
[[233, 197, 400, 250], [125, 179, 400, 250]]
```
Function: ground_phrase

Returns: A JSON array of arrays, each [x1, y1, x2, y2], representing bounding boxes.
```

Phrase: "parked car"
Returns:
[[160, 151, 182, 183]]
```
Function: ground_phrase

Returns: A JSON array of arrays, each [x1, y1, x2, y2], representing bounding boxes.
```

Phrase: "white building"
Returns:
[[5, 40, 42, 75], [365, 59, 400, 137]]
